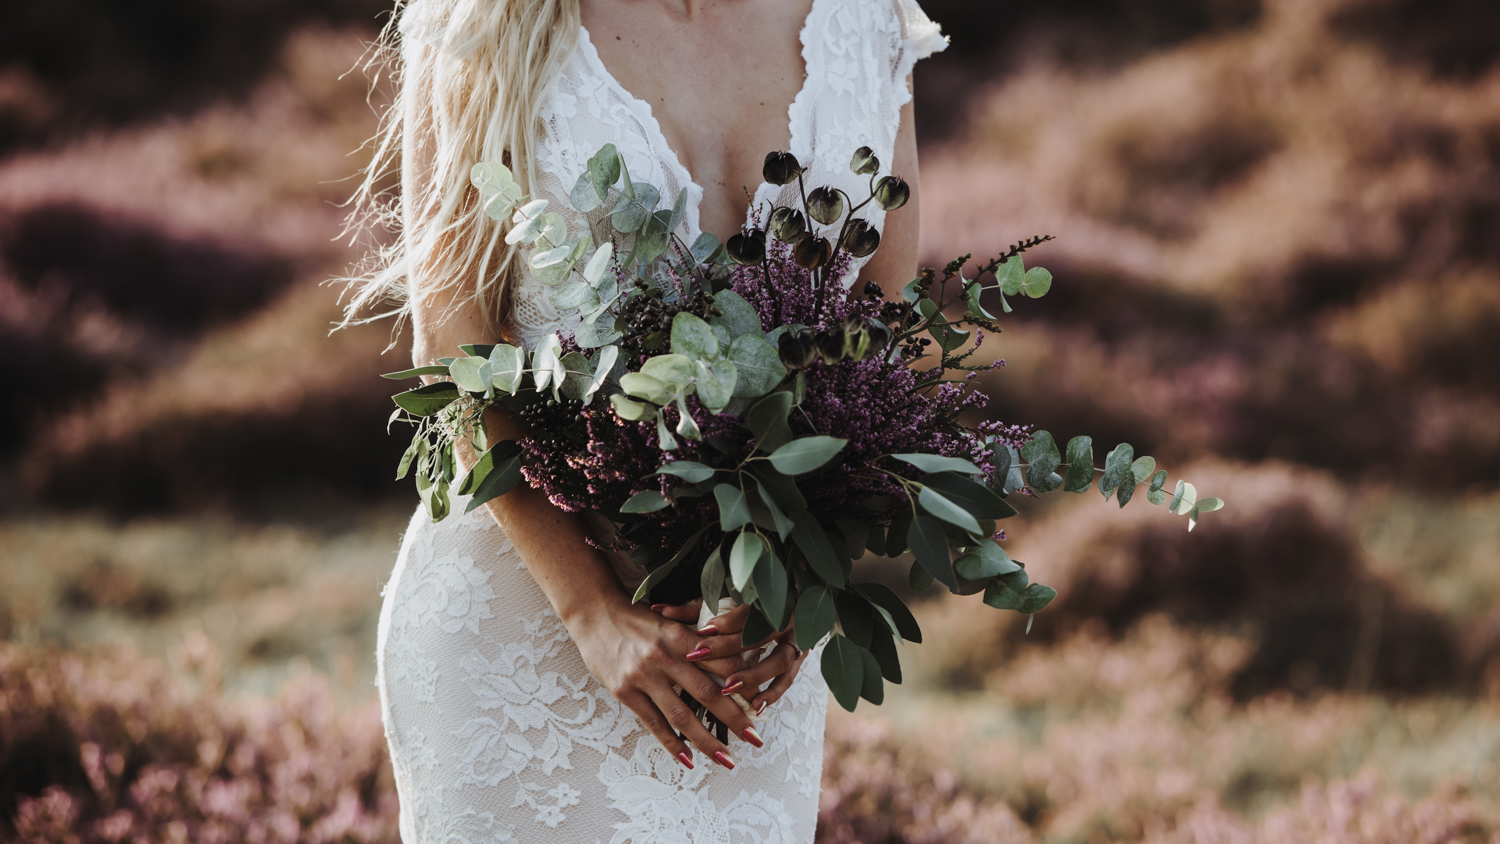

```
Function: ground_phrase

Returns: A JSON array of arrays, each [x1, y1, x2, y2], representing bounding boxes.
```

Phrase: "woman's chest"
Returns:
[[578, 0, 816, 238]]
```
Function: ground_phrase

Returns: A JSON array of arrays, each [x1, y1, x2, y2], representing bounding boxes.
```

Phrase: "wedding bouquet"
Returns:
[[385, 144, 1223, 715]]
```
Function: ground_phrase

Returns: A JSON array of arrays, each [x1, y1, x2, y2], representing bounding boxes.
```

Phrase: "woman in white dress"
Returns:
[[352, 0, 946, 840]]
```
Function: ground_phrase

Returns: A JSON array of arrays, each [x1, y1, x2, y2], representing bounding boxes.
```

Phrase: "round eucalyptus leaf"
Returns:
[[671, 312, 719, 359], [448, 356, 489, 393], [997, 256, 1025, 295], [1021, 267, 1053, 297], [728, 335, 787, 398]]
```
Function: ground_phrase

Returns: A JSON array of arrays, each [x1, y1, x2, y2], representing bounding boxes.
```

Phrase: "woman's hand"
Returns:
[[650, 601, 810, 716], [568, 597, 765, 771]]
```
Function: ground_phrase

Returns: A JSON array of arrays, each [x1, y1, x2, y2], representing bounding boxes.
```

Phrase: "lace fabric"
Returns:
[[377, 1, 946, 841]]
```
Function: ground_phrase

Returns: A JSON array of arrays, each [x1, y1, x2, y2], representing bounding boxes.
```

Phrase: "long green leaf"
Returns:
[[917, 486, 983, 535], [461, 442, 524, 513], [393, 382, 459, 417], [821, 634, 864, 712], [856, 582, 923, 643], [729, 530, 764, 591], [714, 483, 752, 531], [768, 436, 848, 475], [919, 472, 1016, 520], [907, 516, 957, 590], [794, 586, 836, 651], [382, 364, 451, 380], [892, 453, 983, 476], [790, 512, 846, 588]]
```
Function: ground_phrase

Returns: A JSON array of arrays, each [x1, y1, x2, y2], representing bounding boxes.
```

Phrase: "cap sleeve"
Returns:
[[893, 0, 948, 107]]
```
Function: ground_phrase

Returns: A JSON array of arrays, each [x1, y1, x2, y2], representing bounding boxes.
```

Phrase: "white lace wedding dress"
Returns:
[[375, 2, 946, 842]]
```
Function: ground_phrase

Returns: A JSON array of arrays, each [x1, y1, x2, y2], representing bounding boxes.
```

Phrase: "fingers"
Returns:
[[721, 638, 799, 701], [667, 662, 766, 755], [649, 600, 702, 625], [746, 640, 807, 716], [697, 601, 752, 636], [617, 688, 697, 771]]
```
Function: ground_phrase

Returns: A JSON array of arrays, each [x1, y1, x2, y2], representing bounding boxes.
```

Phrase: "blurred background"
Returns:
[[1, 0, 1497, 840]]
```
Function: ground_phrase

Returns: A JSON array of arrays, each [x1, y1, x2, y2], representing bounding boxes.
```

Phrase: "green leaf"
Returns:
[[746, 392, 794, 453], [1131, 456, 1158, 484], [1100, 443, 1136, 501], [908, 561, 934, 591], [714, 483, 752, 531], [752, 546, 788, 625], [1117, 475, 1137, 508], [393, 382, 459, 416], [587, 143, 621, 200], [1020, 583, 1057, 615], [396, 438, 420, 480], [954, 539, 1020, 580], [709, 290, 762, 337], [768, 436, 847, 475], [1169, 479, 1189, 513], [835, 592, 875, 649], [1021, 267, 1053, 297], [657, 461, 715, 483], [639, 354, 695, 388], [1064, 436, 1094, 493], [727, 335, 786, 398], [690, 232, 724, 265], [551, 280, 597, 311], [917, 486, 983, 535], [461, 441, 524, 513], [621, 490, 671, 513], [487, 344, 526, 394], [867, 621, 902, 683], [742, 604, 777, 647], [794, 586, 836, 651], [821, 634, 864, 712], [1146, 469, 1169, 505], [891, 453, 983, 476], [919, 472, 1017, 520], [700, 547, 725, 607], [989, 440, 1013, 488], [570, 169, 602, 212], [965, 279, 997, 321], [755, 481, 796, 540], [856, 582, 923, 643], [858, 647, 885, 704], [382, 364, 451, 380], [610, 195, 648, 234], [997, 256, 1025, 295], [671, 312, 719, 359], [611, 393, 656, 421], [557, 351, 593, 400], [631, 529, 704, 603], [908, 516, 957, 590], [886, 508, 912, 557], [1189, 496, 1224, 532], [983, 569, 1030, 611], [575, 317, 622, 349], [729, 530, 764, 591], [790, 511, 846, 588], [1022, 431, 1062, 492], [694, 359, 737, 411]]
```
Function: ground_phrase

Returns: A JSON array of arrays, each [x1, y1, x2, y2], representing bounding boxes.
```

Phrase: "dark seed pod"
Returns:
[[769, 207, 807, 243], [874, 176, 910, 211], [839, 219, 881, 258], [762, 151, 802, 186], [865, 318, 893, 351], [791, 235, 832, 270], [806, 187, 845, 226], [778, 331, 820, 371], [849, 146, 879, 175], [726, 229, 767, 265], [815, 330, 845, 364]]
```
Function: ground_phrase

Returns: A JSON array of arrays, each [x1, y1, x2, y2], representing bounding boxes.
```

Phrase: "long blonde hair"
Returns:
[[341, 0, 581, 340]]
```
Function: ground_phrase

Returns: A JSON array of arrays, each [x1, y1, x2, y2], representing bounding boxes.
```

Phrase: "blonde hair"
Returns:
[[341, 0, 581, 341]]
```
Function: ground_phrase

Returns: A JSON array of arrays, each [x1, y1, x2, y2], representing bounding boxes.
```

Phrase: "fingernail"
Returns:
[[677, 751, 694, 770], [713, 750, 735, 770], [755, 700, 768, 716], [686, 646, 712, 661], [721, 680, 744, 696], [651, 604, 668, 612], [696, 624, 718, 635], [741, 726, 764, 748]]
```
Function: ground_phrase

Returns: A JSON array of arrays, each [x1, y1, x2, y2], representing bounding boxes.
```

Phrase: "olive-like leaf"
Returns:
[[729, 530, 764, 591], [714, 483, 752, 531], [917, 486, 983, 535], [621, 489, 670, 513], [768, 436, 847, 475], [908, 515, 957, 590], [1022, 431, 1062, 492], [822, 634, 864, 712], [891, 453, 983, 476], [657, 461, 715, 483]]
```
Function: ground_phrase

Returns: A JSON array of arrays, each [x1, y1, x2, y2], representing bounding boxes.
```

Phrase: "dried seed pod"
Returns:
[[849, 146, 879, 175], [762, 151, 803, 186], [839, 219, 881, 257], [726, 229, 767, 265], [806, 187, 845, 226], [769, 207, 807, 243], [792, 235, 832, 270], [874, 176, 910, 211], [778, 331, 819, 371]]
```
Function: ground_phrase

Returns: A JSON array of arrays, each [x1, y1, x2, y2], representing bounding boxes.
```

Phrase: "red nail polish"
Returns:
[[696, 624, 718, 635], [713, 750, 735, 770], [741, 726, 764, 748], [721, 680, 744, 696], [677, 751, 694, 770], [755, 700, 768, 716], [686, 646, 712, 661]]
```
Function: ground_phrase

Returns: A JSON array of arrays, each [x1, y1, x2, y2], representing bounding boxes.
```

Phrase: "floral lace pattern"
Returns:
[[379, 0, 945, 841]]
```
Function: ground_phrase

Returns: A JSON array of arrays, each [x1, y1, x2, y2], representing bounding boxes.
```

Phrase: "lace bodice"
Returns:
[[504, 0, 946, 349]]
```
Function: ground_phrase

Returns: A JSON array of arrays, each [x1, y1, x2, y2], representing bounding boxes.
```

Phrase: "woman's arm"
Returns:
[[410, 281, 765, 768]]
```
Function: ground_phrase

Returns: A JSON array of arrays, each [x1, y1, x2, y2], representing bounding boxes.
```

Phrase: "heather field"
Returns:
[[2, 0, 1498, 841]]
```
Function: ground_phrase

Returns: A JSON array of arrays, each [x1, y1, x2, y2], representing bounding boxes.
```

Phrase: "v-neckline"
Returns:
[[575, 0, 821, 236]]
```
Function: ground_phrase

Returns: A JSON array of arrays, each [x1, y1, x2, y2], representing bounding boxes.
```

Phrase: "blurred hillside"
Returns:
[[1, 0, 1498, 841]]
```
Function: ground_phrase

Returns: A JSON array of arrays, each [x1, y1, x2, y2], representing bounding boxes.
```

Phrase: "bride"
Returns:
[[351, 0, 945, 840]]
